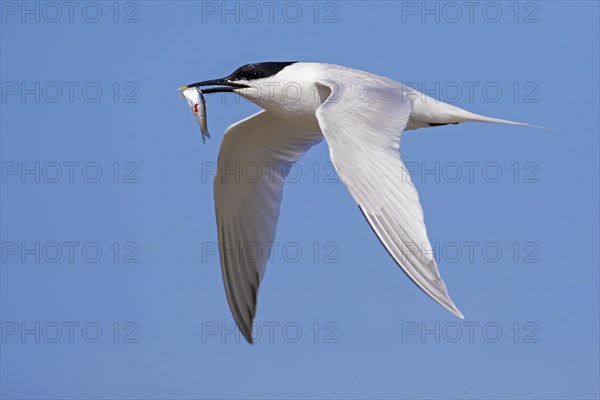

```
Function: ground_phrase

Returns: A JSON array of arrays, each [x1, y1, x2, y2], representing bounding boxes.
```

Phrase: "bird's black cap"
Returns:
[[227, 62, 298, 81]]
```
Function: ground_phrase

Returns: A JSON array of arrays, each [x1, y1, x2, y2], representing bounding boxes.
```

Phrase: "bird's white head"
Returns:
[[179, 62, 329, 128]]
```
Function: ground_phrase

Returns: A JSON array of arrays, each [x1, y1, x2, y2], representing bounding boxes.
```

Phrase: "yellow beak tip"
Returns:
[[177, 86, 188, 91]]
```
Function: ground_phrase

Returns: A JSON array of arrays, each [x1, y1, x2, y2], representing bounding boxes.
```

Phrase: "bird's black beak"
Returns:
[[177, 77, 248, 94]]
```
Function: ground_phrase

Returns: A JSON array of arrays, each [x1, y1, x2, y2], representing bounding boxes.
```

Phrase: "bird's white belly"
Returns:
[[237, 79, 457, 132]]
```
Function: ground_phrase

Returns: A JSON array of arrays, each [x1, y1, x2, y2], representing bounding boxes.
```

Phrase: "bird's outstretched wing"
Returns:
[[214, 111, 322, 343], [315, 80, 464, 318]]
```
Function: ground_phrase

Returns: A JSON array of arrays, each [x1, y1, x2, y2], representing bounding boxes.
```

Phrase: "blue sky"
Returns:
[[1, 1, 598, 399]]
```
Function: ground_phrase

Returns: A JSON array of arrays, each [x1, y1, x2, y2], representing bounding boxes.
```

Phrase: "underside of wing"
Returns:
[[214, 111, 322, 342], [315, 80, 464, 318]]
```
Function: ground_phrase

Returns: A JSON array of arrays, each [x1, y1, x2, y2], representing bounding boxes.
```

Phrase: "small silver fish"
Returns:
[[182, 87, 211, 144]]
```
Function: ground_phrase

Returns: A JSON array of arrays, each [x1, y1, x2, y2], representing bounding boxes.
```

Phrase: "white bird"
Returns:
[[179, 62, 543, 343]]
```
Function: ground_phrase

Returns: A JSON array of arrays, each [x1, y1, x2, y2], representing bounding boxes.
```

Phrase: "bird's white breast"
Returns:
[[236, 63, 331, 130]]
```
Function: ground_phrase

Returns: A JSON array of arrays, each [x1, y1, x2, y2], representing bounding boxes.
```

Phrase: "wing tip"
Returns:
[[443, 302, 464, 320], [453, 308, 465, 320], [242, 325, 254, 344]]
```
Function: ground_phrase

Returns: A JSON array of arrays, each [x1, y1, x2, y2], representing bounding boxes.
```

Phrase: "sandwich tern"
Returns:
[[179, 62, 542, 343]]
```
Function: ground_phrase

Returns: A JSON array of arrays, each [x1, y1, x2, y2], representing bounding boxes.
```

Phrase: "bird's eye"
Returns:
[[232, 65, 263, 81], [235, 71, 260, 81]]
